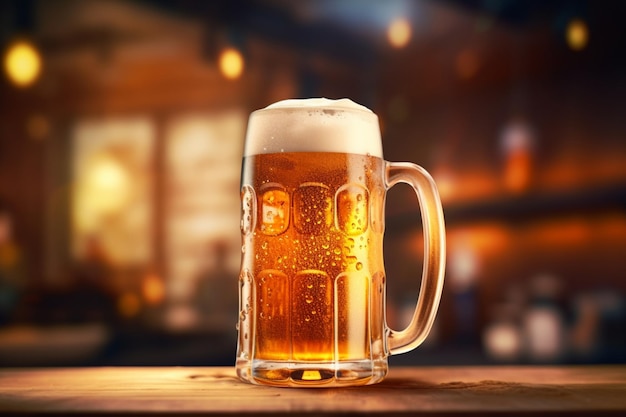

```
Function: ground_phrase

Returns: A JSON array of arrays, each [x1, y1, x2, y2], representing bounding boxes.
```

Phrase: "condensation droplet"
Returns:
[[356, 262, 363, 271]]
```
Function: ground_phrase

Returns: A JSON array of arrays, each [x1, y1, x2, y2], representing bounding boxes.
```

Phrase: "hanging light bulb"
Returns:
[[218, 47, 244, 80], [566, 19, 588, 51], [3, 39, 42, 88], [387, 17, 412, 49]]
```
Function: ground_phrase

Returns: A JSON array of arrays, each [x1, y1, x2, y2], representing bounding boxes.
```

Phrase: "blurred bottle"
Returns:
[[522, 274, 566, 363], [483, 284, 525, 362], [500, 117, 535, 194], [483, 303, 523, 362]]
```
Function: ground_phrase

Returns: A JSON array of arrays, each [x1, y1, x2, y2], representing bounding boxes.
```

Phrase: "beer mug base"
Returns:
[[236, 358, 388, 387]]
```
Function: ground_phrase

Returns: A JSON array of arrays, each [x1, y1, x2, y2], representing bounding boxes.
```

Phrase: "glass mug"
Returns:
[[237, 98, 445, 387]]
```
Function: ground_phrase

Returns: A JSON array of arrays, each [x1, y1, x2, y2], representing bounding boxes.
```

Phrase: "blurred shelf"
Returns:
[[388, 182, 626, 233]]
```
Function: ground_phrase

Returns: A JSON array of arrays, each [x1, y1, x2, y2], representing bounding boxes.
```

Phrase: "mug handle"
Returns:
[[385, 162, 446, 355]]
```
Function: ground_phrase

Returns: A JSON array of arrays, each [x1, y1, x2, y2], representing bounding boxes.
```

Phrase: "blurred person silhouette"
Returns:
[[0, 203, 26, 325]]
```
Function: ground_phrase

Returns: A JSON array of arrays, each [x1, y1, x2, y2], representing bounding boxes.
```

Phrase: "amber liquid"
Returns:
[[238, 152, 387, 384]]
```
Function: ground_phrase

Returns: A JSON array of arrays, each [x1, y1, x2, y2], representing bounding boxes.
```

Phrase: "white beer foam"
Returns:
[[244, 98, 383, 157]]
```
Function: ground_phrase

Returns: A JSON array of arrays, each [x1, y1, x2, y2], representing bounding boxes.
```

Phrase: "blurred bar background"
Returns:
[[0, 0, 624, 367]]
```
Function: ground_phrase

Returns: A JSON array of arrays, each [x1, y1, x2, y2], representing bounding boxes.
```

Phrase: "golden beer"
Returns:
[[239, 152, 386, 381], [236, 99, 445, 387]]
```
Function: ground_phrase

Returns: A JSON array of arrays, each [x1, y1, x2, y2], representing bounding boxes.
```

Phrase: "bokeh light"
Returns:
[[142, 273, 166, 305], [387, 17, 411, 49], [3, 40, 42, 87], [483, 322, 522, 361], [218, 47, 244, 80], [566, 18, 589, 51]]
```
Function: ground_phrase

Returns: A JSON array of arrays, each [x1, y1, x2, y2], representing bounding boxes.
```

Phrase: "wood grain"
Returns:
[[0, 366, 625, 415]]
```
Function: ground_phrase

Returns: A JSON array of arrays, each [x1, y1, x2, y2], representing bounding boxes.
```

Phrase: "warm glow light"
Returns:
[[3, 40, 42, 87], [483, 322, 522, 361], [82, 155, 131, 214], [75, 155, 133, 234], [448, 225, 509, 256], [219, 47, 244, 80], [387, 18, 412, 49], [142, 273, 165, 305], [433, 169, 455, 202], [504, 151, 532, 193], [501, 120, 534, 193], [566, 19, 588, 51]]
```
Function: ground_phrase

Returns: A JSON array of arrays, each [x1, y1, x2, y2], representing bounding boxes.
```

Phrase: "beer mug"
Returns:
[[237, 98, 445, 387]]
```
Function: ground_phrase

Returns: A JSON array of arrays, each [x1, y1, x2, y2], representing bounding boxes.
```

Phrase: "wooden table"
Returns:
[[1, 366, 625, 415]]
